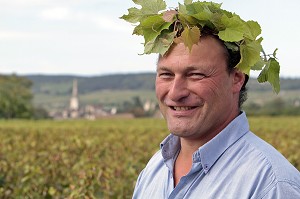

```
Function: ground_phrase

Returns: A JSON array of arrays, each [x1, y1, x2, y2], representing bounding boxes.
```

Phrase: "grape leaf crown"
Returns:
[[121, 0, 280, 93]]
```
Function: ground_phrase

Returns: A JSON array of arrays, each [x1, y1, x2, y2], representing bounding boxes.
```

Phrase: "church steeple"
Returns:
[[69, 79, 79, 118]]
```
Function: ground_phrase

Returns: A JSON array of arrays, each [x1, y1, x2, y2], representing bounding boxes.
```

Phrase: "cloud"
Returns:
[[0, 0, 49, 7], [91, 15, 132, 33], [40, 7, 71, 21], [0, 31, 44, 40], [38, 6, 131, 33]]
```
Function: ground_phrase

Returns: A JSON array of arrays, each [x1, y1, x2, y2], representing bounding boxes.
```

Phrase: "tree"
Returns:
[[0, 74, 34, 119]]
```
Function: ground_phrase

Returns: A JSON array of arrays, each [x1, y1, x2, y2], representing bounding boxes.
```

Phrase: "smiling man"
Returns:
[[121, 1, 300, 198], [133, 35, 300, 199]]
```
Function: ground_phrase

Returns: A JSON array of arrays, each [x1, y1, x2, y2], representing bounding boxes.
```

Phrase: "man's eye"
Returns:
[[188, 73, 206, 80], [159, 73, 173, 78]]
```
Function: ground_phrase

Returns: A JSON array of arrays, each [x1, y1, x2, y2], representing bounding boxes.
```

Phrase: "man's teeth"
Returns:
[[173, 106, 193, 111]]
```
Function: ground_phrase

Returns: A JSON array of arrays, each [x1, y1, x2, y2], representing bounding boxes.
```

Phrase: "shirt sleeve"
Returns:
[[260, 181, 300, 199]]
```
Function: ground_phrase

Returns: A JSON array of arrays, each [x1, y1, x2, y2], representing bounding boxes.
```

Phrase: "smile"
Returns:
[[171, 106, 196, 111]]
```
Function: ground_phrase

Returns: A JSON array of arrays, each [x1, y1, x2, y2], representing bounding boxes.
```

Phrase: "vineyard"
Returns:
[[0, 116, 299, 198]]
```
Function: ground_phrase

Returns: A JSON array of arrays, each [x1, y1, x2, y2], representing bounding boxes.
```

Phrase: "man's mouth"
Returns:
[[171, 106, 196, 111]]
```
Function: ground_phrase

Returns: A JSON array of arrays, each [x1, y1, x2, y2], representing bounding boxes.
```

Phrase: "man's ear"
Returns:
[[232, 69, 246, 93]]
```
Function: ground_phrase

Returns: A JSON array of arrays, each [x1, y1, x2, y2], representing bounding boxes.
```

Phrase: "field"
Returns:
[[0, 116, 299, 198]]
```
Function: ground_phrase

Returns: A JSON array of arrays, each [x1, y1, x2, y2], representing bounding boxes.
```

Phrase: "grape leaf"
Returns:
[[178, 13, 199, 27], [181, 26, 200, 51], [140, 15, 172, 44], [257, 58, 280, 93], [236, 39, 262, 74], [136, 0, 167, 15], [133, 24, 143, 35], [186, 1, 221, 14], [163, 10, 178, 22], [218, 28, 243, 42], [120, 8, 143, 23], [251, 59, 266, 70], [218, 15, 245, 42], [174, 36, 184, 44], [133, 0, 142, 5], [184, 0, 193, 4], [120, 0, 167, 24], [244, 20, 261, 40], [144, 31, 177, 55], [178, 3, 188, 14]]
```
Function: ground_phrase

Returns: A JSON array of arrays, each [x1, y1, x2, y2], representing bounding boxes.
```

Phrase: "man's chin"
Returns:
[[168, 126, 192, 137]]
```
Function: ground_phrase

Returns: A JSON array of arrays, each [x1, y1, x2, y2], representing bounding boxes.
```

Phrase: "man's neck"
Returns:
[[173, 138, 202, 187]]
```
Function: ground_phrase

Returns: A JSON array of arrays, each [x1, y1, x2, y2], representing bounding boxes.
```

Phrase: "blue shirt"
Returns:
[[133, 112, 300, 199]]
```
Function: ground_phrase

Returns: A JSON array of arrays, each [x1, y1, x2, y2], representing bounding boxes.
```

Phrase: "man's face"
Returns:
[[156, 36, 244, 143]]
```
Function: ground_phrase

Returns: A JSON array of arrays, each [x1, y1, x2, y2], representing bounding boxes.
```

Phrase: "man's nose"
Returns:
[[168, 76, 189, 101]]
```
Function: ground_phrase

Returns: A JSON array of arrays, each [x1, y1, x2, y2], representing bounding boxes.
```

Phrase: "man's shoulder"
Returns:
[[207, 131, 300, 198], [236, 131, 300, 185]]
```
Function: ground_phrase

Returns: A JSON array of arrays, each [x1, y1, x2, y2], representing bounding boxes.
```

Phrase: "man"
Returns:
[[121, 1, 300, 198], [132, 34, 300, 199]]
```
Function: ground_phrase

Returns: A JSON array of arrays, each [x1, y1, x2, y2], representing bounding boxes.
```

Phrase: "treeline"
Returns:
[[244, 97, 300, 116], [27, 73, 156, 95], [0, 74, 48, 119], [26, 73, 300, 94]]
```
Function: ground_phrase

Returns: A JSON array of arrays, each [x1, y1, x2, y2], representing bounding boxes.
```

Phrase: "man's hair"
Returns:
[[224, 41, 248, 109]]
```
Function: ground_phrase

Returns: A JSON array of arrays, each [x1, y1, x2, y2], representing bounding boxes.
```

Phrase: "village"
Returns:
[[49, 79, 161, 120]]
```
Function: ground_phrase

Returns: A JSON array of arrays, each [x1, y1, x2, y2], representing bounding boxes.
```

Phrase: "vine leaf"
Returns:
[[133, 0, 166, 14], [251, 59, 266, 70], [140, 15, 172, 44], [244, 20, 261, 40], [144, 31, 177, 55], [218, 15, 245, 42], [182, 26, 200, 51], [236, 38, 262, 75], [120, 7, 143, 23], [257, 58, 280, 93], [163, 10, 178, 22], [120, 0, 167, 25]]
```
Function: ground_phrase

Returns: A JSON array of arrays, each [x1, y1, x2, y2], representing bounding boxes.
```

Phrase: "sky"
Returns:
[[0, 0, 300, 78]]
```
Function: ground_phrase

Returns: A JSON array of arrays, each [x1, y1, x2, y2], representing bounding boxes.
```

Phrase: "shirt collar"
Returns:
[[197, 112, 249, 173], [160, 133, 180, 160], [160, 112, 250, 174]]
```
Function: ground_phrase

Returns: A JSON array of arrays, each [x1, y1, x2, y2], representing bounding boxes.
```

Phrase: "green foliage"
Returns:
[[0, 117, 299, 198], [120, 0, 281, 93], [257, 56, 280, 93], [0, 74, 34, 119], [0, 119, 168, 198]]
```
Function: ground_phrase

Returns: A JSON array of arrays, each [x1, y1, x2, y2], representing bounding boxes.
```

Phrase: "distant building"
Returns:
[[50, 79, 159, 120], [52, 78, 112, 120], [69, 79, 79, 118]]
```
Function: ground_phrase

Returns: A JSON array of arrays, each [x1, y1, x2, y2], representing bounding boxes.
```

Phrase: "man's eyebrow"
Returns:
[[156, 66, 171, 72], [157, 65, 204, 72], [184, 66, 201, 72]]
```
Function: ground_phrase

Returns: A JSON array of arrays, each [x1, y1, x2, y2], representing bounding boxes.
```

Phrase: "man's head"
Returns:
[[156, 35, 246, 142], [121, 0, 280, 94], [159, 33, 249, 109]]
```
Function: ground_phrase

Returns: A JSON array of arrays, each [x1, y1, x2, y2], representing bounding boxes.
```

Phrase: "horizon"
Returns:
[[2, 71, 300, 79]]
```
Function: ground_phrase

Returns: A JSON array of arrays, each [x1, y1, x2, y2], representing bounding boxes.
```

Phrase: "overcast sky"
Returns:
[[1, 0, 300, 77]]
